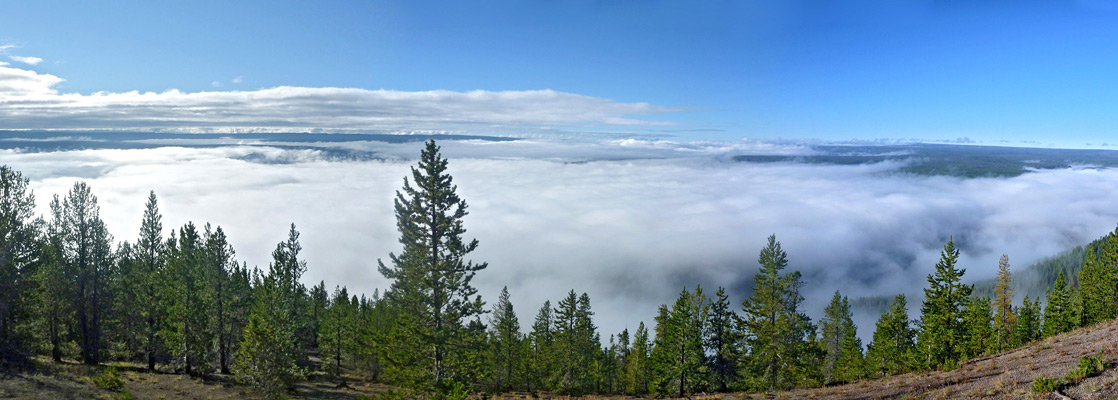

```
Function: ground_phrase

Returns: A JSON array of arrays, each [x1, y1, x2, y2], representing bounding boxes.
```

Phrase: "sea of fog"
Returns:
[[5, 134, 1118, 342]]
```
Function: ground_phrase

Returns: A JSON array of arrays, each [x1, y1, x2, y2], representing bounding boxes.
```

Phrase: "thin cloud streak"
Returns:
[[0, 64, 683, 133]]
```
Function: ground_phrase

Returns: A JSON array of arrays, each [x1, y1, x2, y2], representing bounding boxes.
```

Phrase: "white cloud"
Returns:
[[6, 139, 1118, 341], [0, 65, 683, 133], [9, 55, 43, 65], [211, 81, 221, 87], [232, 76, 242, 84]]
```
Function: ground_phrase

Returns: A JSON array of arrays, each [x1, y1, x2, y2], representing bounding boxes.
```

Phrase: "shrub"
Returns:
[[1031, 375, 1062, 394], [91, 367, 125, 392]]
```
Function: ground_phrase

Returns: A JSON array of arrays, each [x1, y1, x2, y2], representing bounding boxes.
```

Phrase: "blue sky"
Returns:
[[2, 0, 1118, 147]]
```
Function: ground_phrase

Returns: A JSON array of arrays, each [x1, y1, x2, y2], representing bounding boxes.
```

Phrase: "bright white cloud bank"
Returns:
[[0, 64, 681, 132], [6, 139, 1118, 339]]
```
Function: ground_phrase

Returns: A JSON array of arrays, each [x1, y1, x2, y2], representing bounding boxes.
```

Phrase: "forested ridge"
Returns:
[[2, 140, 1118, 399]]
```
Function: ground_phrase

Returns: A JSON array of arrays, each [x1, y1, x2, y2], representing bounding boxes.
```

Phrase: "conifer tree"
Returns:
[[992, 254, 1015, 352], [705, 286, 742, 392], [1013, 296, 1041, 346], [865, 294, 914, 376], [1077, 227, 1118, 326], [58, 182, 114, 365], [821, 291, 863, 384], [377, 140, 488, 391], [165, 223, 215, 376], [627, 321, 651, 395], [488, 286, 522, 391], [35, 195, 70, 363], [1042, 271, 1075, 337], [319, 285, 353, 378], [652, 286, 710, 396], [960, 296, 992, 359], [527, 300, 554, 392], [0, 166, 38, 361], [133, 191, 166, 371], [235, 225, 308, 396], [741, 234, 815, 390], [308, 281, 328, 350], [205, 225, 237, 374], [551, 290, 598, 394], [916, 238, 972, 369]]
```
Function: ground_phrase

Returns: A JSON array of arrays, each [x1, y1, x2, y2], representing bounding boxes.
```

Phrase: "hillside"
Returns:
[[769, 319, 1118, 400]]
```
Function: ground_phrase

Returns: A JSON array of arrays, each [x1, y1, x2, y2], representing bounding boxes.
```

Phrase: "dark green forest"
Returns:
[[1, 140, 1117, 399]]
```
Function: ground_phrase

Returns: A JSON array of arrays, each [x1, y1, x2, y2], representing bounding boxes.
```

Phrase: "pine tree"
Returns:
[[527, 300, 554, 392], [58, 182, 114, 365], [991, 254, 1015, 353], [653, 286, 710, 397], [165, 223, 215, 376], [705, 286, 742, 392], [916, 238, 972, 369], [319, 285, 353, 379], [0, 166, 39, 361], [865, 294, 915, 376], [1077, 227, 1118, 326], [627, 321, 651, 395], [960, 296, 992, 359], [551, 290, 599, 394], [35, 195, 70, 363], [741, 234, 815, 390], [234, 225, 308, 396], [205, 225, 237, 374], [1042, 271, 1075, 337], [821, 291, 863, 384], [488, 286, 522, 391], [308, 281, 328, 350], [135, 191, 165, 371], [1013, 296, 1041, 346], [377, 140, 488, 391]]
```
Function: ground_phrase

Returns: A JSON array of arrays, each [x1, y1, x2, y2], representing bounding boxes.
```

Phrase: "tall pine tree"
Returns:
[[705, 286, 741, 392], [865, 294, 915, 376], [917, 238, 972, 369], [991, 254, 1015, 352], [1041, 271, 1075, 337], [377, 140, 488, 391]]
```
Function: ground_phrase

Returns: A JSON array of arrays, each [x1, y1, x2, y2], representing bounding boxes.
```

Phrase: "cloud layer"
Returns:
[[7, 139, 1118, 340], [0, 64, 682, 133]]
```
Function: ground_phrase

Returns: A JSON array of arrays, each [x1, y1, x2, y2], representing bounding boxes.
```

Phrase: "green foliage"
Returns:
[[319, 285, 355, 377], [377, 140, 488, 391], [91, 367, 125, 391], [0, 165, 39, 362], [1031, 375, 1062, 393], [526, 300, 554, 392], [821, 291, 864, 384], [163, 222, 216, 376], [705, 286, 742, 392], [1077, 226, 1118, 327], [740, 234, 818, 390], [651, 286, 710, 397], [960, 296, 992, 359], [1066, 351, 1106, 384], [551, 290, 598, 394], [234, 225, 308, 397], [991, 254, 1015, 353], [865, 295, 915, 376], [1013, 296, 1042, 346], [625, 321, 651, 395], [487, 286, 522, 391], [1042, 271, 1075, 338], [917, 238, 972, 370]]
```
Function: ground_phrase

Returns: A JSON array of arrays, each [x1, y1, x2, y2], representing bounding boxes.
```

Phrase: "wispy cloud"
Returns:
[[9, 55, 43, 65], [0, 64, 684, 134], [232, 76, 242, 84]]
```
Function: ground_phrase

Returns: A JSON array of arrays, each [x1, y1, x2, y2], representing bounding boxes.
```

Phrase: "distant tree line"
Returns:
[[1, 140, 1117, 398]]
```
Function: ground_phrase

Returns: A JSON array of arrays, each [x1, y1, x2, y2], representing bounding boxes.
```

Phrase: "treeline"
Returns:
[[2, 140, 1118, 399]]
